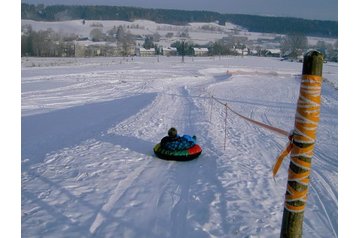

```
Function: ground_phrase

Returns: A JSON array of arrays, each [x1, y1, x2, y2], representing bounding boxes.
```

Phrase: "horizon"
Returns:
[[21, 0, 338, 21]]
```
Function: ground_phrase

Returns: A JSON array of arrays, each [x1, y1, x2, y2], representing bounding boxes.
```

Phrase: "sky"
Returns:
[[21, 0, 338, 21]]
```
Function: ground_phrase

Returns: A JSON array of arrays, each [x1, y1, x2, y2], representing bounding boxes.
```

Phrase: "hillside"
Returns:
[[21, 3, 337, 38]]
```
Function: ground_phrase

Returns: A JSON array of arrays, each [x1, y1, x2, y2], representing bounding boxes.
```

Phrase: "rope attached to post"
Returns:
[[272, 74, 322, 213], [211, 96, 290, 137]]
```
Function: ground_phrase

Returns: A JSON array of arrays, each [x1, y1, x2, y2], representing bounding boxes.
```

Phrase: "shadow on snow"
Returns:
[[22, 93, 157, 169]]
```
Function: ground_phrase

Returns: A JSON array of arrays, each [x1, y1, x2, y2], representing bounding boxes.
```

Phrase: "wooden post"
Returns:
[[280, 50, 323, 238]]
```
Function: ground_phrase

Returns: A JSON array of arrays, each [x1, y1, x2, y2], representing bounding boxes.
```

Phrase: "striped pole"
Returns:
[[280, 50, 323, 237]]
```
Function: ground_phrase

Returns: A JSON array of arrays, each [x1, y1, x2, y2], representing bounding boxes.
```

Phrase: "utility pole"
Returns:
[[280, 50, 323, 237]]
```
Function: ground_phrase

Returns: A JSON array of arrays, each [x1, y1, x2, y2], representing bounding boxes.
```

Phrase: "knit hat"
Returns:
[[168, 127, 177, 137]]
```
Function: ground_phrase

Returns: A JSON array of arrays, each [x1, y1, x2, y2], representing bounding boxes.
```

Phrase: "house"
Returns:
[[250, 49, 258, 56], [74, 41, 124, 57], [235, 48, 249, 56], [264, 49, 281, 57], [162, 47, 177, 56], [193, 47, 209, 56], [135, 48, 156, 57]]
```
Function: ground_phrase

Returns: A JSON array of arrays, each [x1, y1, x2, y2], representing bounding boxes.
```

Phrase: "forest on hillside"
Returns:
[[21, 3, 337, 38]]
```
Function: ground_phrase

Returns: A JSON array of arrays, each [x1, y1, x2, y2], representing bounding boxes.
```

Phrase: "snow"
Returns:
[[21, 55, 337, 237]]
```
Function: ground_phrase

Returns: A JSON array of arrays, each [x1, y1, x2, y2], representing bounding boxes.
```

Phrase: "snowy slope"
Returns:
[[21, 56, 338, 237]]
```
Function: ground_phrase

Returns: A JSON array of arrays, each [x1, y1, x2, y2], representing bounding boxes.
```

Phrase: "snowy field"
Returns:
[[21, 55, 338, 237]]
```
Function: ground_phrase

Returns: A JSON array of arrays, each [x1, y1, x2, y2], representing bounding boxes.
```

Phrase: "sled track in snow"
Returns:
[[89, 80, 231, 237], [89, 159, 151, 234]]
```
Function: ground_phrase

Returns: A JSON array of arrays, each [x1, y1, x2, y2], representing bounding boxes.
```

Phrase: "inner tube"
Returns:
[[153, 143, 202, 161]]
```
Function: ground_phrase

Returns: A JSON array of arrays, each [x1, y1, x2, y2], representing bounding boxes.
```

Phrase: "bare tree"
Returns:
[[165, 32, 174, 38], [90, 28, 105, 42], [152, 32, 161, 42], [114, 26, 135, 56], [280, 33, 308, 59], [30, 29, 56, 56]]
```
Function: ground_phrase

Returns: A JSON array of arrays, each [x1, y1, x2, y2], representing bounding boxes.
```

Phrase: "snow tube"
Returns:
[[153, 143, 202, 161]]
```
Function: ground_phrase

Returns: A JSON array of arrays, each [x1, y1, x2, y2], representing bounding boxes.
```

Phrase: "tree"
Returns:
[[113, 26, 135, 55], [152, 32, 161, 42], [143, 36, 155, 49], [280, 33, 308, 59], [90, 28, 104, 42], [315, 40, 338, 62], [21, 25, 34, 56], [30, 30, 52, 56], [209, 41, 233, 56], [177, 28, 189, 38], [165, 32, 174, 38], [315, 40, 329, 58], [328, 40, 338, 62], [119, 35, 135, 56], [171, 41, 194, 56]]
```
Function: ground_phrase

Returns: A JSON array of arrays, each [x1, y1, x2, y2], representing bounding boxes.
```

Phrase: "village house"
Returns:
[[235, 48, 249, 56], [264, 48, 281, 57], [135, 48, 156, 57], [75, 41, 122, 57], [162, 47, 177, 56], [193, 47, 209, 56]]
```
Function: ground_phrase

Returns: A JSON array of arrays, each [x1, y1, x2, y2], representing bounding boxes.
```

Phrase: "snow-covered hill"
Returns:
[[21, 56, 337, 237], [21, 19, 337, 48]]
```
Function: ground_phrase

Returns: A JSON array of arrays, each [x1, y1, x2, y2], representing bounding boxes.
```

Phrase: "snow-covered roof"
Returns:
[[193, 47, 209, 52], [74, 40, 116, 47], [138, 48, 155, 52], [266, 48, 281, 54], [163, 47, 177, 51]]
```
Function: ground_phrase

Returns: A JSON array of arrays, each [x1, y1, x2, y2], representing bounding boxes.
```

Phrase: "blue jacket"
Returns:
[[160, 135, 196, 151]]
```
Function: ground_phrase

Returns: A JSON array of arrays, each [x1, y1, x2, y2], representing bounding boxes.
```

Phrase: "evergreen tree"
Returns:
[[143, 36, 155, 49]]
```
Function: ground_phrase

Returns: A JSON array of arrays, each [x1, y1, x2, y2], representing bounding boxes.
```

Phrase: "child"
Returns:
[[160, 127, 196, 151]]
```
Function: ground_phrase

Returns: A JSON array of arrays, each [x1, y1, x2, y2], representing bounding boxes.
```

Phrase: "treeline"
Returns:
[[21, 3, 337, 38], [225, 14, 337, 38], [21, 26, 76, 57]]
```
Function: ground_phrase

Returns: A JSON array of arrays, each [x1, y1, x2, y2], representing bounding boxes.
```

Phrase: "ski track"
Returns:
[[21, 56, 337, 238]]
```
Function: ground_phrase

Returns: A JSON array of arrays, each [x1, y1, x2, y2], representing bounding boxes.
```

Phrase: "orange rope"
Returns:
[[272, 74, 322, 213], [272, 141, 293, 177], [211, 96, 289, 137]]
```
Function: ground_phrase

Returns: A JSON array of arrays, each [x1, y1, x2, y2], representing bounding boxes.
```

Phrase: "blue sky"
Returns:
[[22, 0, 337, 21]]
